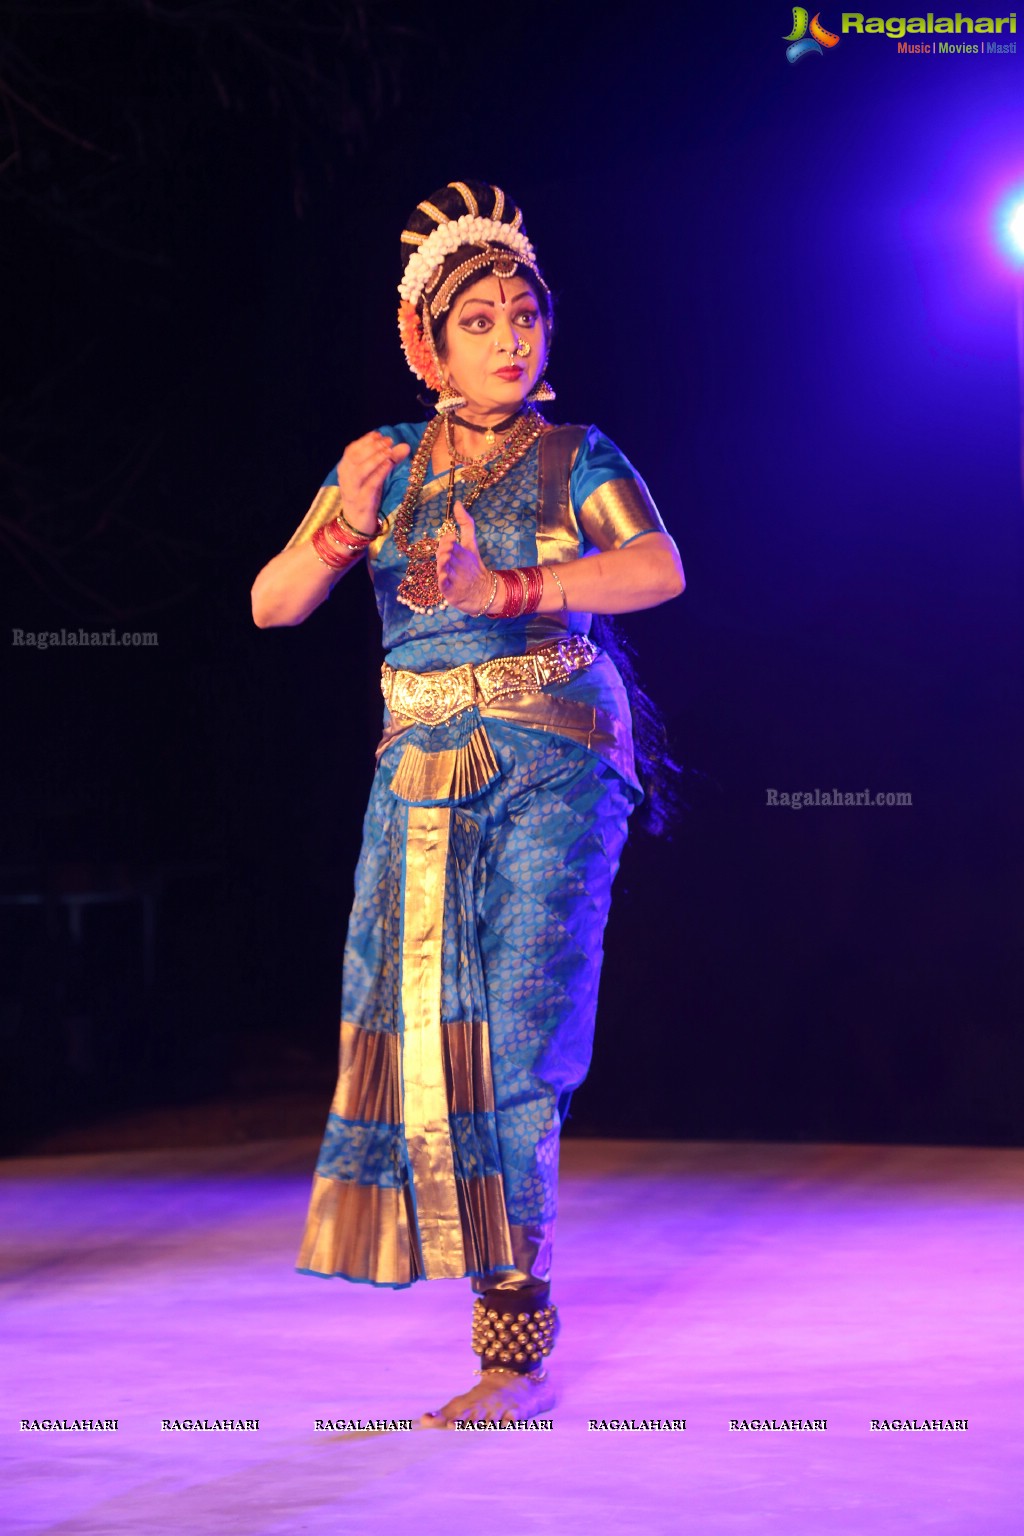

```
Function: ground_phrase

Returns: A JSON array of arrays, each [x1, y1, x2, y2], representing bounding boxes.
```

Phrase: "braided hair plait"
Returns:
[[589, 615, 682, 838]]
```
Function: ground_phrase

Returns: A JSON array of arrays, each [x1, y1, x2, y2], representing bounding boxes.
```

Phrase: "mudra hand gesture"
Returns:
[[436, 502, 491, 614], [335, 431, 411, 536]]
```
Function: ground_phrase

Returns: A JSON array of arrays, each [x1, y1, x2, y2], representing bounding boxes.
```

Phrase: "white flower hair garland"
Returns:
[[398, 215, 537, 307]]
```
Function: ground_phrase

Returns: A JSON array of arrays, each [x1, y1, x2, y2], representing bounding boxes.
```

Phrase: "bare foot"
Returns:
[[420, 1370, 556, 1429]]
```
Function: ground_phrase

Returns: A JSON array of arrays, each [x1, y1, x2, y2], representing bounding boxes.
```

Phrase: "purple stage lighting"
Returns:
[[1006, 192, 1024, 500]]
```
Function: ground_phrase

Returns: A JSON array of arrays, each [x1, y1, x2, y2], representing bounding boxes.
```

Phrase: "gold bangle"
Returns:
[[470, 570, 500, 618], [547, 566, 568, 612]]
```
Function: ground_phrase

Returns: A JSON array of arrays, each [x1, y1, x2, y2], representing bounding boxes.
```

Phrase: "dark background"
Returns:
[[3, 1, 1022, 1153]]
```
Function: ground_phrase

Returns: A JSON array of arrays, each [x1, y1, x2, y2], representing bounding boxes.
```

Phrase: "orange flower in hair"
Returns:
[[397, 300, 443, 390]]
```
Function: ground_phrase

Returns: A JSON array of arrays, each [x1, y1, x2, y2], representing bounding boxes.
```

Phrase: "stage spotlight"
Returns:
[[995, 188, 1024, 264], [1007, 200, 1024, 260]]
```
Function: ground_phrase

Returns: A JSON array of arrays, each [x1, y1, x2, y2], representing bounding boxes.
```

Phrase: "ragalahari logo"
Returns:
[[784, 8, 841, 60]]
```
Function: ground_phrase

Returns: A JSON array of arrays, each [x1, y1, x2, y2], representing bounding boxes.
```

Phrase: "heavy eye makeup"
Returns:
[[457, 302, 541, 334]]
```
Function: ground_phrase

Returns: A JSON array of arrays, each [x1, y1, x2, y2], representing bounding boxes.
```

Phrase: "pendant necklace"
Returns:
[[448, 406, 523, 447], [391, 408, 546, 614]]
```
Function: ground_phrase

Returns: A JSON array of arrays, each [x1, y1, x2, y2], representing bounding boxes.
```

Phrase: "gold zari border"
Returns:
[[390, 726, 498, 804], [298, 1177, 418, 1286], [458, 1175, 515, 1275], [577, 476, 667, 550], [330, 1023, 400, 1126], [442, 1018, 497, 1116], [285, 487, 347, 549], [400, 807, 468, 1277], [472, 1221, 556, 1291]]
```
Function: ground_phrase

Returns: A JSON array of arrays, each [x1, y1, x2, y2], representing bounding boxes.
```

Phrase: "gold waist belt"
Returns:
[[381, 635, 598, 727]]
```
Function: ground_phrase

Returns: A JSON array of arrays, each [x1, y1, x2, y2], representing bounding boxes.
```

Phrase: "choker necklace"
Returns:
[[449, 408, 523, 446], [444, 413, 500, 473]]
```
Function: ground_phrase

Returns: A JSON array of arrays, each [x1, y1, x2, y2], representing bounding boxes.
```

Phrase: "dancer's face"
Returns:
[[440, 273, 548, 418]]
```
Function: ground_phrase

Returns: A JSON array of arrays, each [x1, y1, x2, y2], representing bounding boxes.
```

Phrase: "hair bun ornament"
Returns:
[[398, 214, 538, 309]]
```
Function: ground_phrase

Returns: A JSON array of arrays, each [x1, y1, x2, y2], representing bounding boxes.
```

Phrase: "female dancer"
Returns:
[[251, 180, 684, 1427]]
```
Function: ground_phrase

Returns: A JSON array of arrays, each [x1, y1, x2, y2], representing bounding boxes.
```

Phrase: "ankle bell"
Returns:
[[471, 1296, 559, 1372]]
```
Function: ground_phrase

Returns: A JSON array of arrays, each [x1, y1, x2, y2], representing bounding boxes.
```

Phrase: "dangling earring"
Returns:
[[435, 380, 467, 413], [528, 314, 555, 402], [527, 376, 556, 403], [422, 305, 465, 413]]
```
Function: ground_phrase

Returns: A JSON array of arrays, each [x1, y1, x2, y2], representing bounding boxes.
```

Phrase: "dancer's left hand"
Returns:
[[436, 503, 491, 614]]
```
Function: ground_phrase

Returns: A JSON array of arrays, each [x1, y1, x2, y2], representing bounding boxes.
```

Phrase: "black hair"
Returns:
[[399, 180, 526, 269], [590, 615, 682, 837]]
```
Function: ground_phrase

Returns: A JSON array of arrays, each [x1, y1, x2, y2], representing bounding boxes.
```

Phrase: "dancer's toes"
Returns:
[[419, 1370, 555, 1430]]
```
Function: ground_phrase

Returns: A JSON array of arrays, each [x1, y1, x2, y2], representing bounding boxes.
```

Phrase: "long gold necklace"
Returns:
[[391, 408, 546, 614]]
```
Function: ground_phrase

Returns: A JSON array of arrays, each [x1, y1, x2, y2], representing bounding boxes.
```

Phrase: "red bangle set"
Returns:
[[312, 517, 371, 570], [311, 517, 548, 617], [491, 565, 545, 619]]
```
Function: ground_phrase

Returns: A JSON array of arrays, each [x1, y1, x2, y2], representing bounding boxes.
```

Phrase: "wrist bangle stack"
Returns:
[[312, 527, 353, 569], [312, 516, 370, 570], [309, 500, 385, 571], [491, 565, 545, 620]]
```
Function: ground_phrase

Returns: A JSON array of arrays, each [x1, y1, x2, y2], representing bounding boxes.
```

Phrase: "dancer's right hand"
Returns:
[[335, 432, 411, 535]]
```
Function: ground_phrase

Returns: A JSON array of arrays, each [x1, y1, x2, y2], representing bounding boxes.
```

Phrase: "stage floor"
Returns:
[[4, 1136, 1021, 1534]]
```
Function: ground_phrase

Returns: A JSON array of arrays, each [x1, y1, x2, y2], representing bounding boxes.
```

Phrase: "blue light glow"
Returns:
[[1009, 204, 1024, 257], [996, 190, 1024, 262]]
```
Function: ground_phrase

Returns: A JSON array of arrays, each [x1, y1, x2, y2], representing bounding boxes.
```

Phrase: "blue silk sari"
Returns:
[[297, 422, 666, 1287]]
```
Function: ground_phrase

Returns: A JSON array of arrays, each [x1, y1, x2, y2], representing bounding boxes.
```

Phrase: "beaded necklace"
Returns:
[[391, 407, 547, 614]]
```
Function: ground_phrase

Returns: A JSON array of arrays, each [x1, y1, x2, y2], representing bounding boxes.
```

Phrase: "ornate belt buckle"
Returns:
[[383, 661, 479, 724], [418, 662, 475, 724]]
